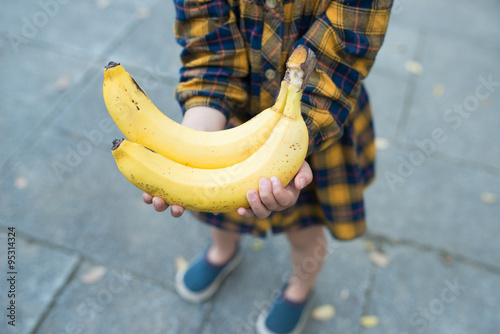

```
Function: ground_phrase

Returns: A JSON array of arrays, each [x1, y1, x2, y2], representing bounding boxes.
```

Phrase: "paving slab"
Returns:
[[364, 145, 500, 268], [371, 20, 422, 78], [401, 32, 500, 169], [202, 236, 372, 334], [0, 231, 79, 334], [361, 243, 500, 334], [389, 0, 500, 46], [51, 64, 183, 141], [0, 45, 94, 169], [364, 70, 409, 141], [2, 0, 140, 58], [35, 261, 209, 334], [107, 0, 182, 79], [0, 129, 210, 287]]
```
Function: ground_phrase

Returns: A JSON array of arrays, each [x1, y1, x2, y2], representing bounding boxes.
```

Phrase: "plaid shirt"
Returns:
[[174, 0, 392, 240]]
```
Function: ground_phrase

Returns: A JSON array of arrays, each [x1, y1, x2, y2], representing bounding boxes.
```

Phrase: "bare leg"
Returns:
[[284, 225, 327, 302], [207, 227, 241, 265]]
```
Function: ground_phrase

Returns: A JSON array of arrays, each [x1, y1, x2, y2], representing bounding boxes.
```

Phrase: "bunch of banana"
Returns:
[[107, 45, 316, 213], [103, 62, 289, 168]]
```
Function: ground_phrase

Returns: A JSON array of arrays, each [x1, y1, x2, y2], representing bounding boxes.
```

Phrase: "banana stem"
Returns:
[[283, 85, 303, 119], [112, 138, 124, 151]]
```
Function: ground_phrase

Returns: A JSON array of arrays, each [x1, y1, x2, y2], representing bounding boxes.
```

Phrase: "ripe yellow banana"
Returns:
[[111, 80, 310, 213], [103, 63, 289, 169]]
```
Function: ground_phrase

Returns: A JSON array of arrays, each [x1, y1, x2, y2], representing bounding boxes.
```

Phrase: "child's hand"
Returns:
[[142, 193, 185, 217], [237, 161, 313, 219], [142, 106, 226, 218]]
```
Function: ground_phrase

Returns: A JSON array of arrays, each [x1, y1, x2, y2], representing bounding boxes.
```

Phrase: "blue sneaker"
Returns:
[[256, 286, 316, 334], [175, 247, 242, 303]]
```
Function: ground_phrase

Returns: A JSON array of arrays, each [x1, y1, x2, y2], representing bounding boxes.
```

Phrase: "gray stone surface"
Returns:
[[401, 32, 500, 169], [107, 0, 183, 79], [35, 261, 209, 334], [0, 232, 79, 334], [365, 145, 500, 268], [0, 0, 499, 333], [389, 0, 500, 46], [362, 244, 500, 334], [0, 129, 210, 287], [371, 20, 422, 78], [364, 70, 409, 141], [0, 45, 93, 168]]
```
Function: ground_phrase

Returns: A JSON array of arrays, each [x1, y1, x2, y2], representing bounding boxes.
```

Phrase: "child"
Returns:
[[143, 0, 392, 332]]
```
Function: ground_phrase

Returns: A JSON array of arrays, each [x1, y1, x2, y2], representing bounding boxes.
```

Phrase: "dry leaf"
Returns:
[[14, 177, 28, 189], [375, 137, 389, 150], [395, 44, 406, 54], [369, 250, 390, 268], [433, 84, 444, 97], [311, 304, 335, 321], [360, 315, 379, 328], [340, 289, 350, 300], [480, 99, 492, 108], [481, 192, 498, 204], [175, 256, 188, 273], [364, 240, 375, 251], [442, 255, 454, 265], [136, 7, 151, 19], [56, 76, 71, 91], [405, 60, 423, 75], [252, 240, 263, 251], [96, 0, 111, 9], [81, 266, 107, 284]]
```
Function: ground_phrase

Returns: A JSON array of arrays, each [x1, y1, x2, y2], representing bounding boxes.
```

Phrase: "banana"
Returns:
[[103, 63, 289, 169], [111, 79, 311, 213]]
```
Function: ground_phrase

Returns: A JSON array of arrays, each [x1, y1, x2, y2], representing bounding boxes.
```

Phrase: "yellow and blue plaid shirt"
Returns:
[[174, 0, 393, 240]]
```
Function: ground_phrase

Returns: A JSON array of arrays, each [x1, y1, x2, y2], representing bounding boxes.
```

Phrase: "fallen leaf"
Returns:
[[442, 255, 454, 265], [480, 99, 492, 108], [369, 250, 390, 268], [252, 240, 263, 251], [136, 7, 151, 19], [311, 304, 335, 321], [96, 0, 111, 9], [81, 266, 107, 284], [364, 240, 375, 251], [175, 256, 188, 273], [56, 76, 71, 91], [481, 192, 497, 204], [360, 315, 379, 328], [14, 177, 28, 189], [375, 137, 389, 150], [433, 84, 444, 97], [395, 44, 406, 54], [340, 289, 350, 300], [405, 60, 423, 75]]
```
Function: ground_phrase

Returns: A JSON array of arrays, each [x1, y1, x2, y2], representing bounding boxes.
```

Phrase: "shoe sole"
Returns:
[[175, 251, 243, 304], [255, 291, 317, 334]]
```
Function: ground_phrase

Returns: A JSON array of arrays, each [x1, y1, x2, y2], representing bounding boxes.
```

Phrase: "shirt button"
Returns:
[[265, 69, 276, 81], [266, 0, 277, 9]]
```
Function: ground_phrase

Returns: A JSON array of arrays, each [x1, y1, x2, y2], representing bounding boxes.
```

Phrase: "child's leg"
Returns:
[[207, 227, 241, 265], [284, 225, 327, 302]]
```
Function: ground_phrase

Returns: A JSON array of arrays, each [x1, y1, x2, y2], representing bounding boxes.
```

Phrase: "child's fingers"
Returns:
[[294, 161, 313, 190], [171, 205, 185, 218], [246, 190, 271, 219], [270, 176, 295, 207], [237, 207, 254, 218], [259, 177, 280, 211], [143, 192, 153, 204], [152, 197, 169, 212]]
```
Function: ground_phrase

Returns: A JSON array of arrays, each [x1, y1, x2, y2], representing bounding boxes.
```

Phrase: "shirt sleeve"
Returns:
[[174, 0, 249, 120], [296, 0, 393, 154]]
